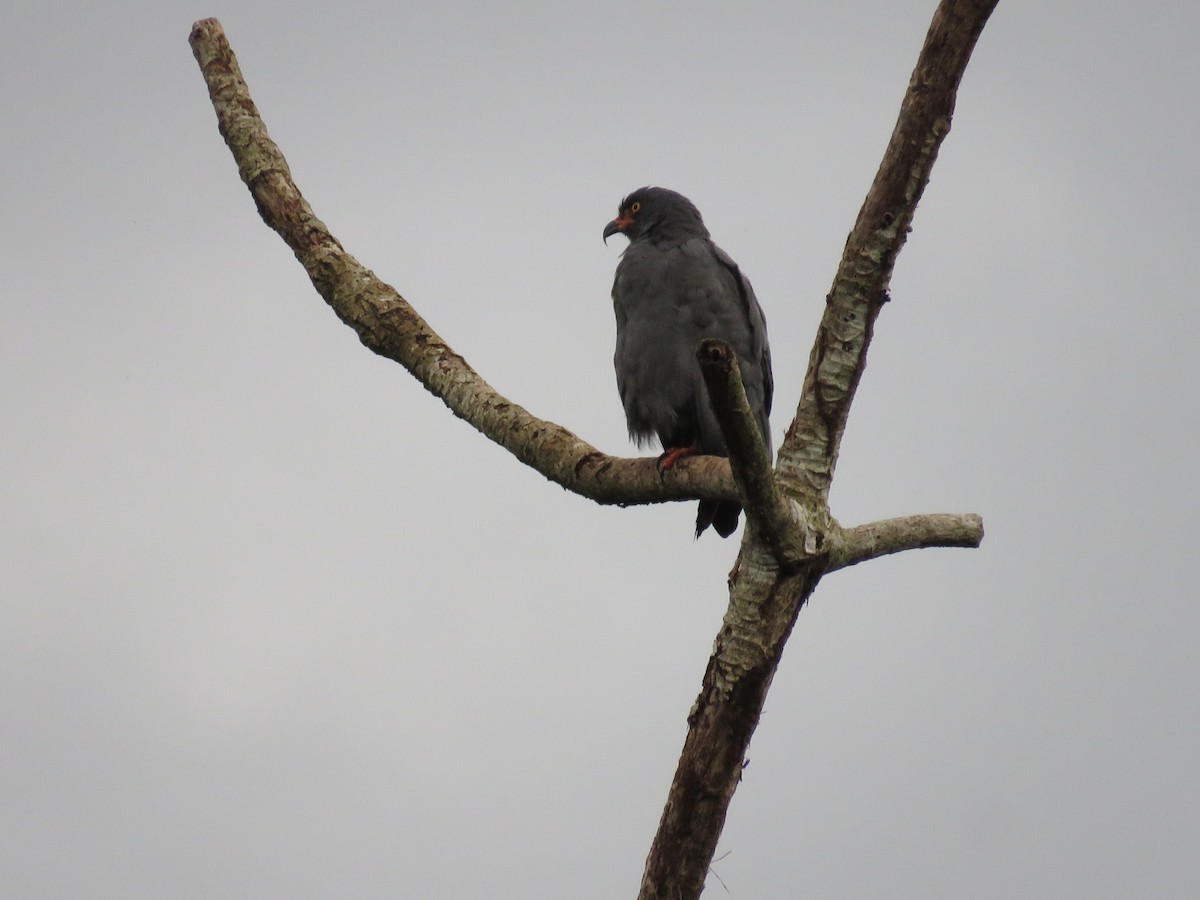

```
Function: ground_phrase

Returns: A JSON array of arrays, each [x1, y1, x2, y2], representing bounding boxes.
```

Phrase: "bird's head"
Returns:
[[603, 186, 709, 244]]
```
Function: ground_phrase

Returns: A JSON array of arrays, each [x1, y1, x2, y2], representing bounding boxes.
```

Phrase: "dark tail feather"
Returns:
[[695, 500, 742, 539]]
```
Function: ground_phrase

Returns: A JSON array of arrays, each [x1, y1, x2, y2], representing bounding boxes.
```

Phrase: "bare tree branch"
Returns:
[[777, 0, 1001, 506], [638, 3, 997, 897], [829, 513, 985, 572], [696, 339, 810, 566], [186, 17, 737, 512], [189, 3, 997, 898]]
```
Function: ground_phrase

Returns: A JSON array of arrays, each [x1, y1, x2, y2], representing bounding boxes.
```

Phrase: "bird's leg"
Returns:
[[656, 444, 698, 475]]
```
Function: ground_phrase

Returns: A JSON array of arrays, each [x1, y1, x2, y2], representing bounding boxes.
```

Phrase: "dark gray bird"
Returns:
[[603, 186, 772, 538]]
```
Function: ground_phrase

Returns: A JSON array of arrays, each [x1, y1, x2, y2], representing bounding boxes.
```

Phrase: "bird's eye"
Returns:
[[630, 201, 641, 214]]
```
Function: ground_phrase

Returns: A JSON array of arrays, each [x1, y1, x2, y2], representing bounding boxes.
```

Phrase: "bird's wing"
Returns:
[[710, 242, 774, 433]]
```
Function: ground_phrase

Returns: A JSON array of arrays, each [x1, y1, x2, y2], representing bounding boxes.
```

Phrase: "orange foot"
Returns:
[[657, 445, 698, 474]]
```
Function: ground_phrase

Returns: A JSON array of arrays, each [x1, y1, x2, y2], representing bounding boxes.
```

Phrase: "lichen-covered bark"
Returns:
[[830, 513, 986, 572], [696, 341, 812, 565], [189, 5, 995, 898], [778, 1, 1000, 506], [639, 537, 820, 899], [637, 3, 998, 897], [188, 18, 737, 511]]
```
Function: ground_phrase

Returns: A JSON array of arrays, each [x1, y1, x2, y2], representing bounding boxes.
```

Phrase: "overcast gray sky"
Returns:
[[3, 1, 1199, 897]]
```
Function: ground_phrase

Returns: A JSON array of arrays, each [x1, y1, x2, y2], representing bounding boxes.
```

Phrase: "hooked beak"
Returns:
[[603, 215, 632, 244]]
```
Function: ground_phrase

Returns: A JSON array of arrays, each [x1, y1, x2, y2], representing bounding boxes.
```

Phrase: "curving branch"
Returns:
[[189, 3, 997, 899], [186, 18, 737, 512]]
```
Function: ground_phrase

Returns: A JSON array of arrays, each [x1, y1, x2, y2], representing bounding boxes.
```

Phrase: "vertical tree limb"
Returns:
[[777, 0, 1001, 505], [637, 3, 998, 898]]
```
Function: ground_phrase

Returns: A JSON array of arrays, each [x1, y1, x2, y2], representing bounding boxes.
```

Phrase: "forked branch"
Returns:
[[638, 2, 996, 897], [189, 4, 995, 899]]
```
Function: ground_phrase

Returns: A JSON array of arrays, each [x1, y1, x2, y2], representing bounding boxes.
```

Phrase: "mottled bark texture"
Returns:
[[187, 17, 736, 512], [189, 2, 995, 897], [639, 4, 996, 897], [697, 340, 810, 566]]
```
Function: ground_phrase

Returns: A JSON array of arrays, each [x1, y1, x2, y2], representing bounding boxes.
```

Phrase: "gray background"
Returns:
[[4, 1, 1198, 897]]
